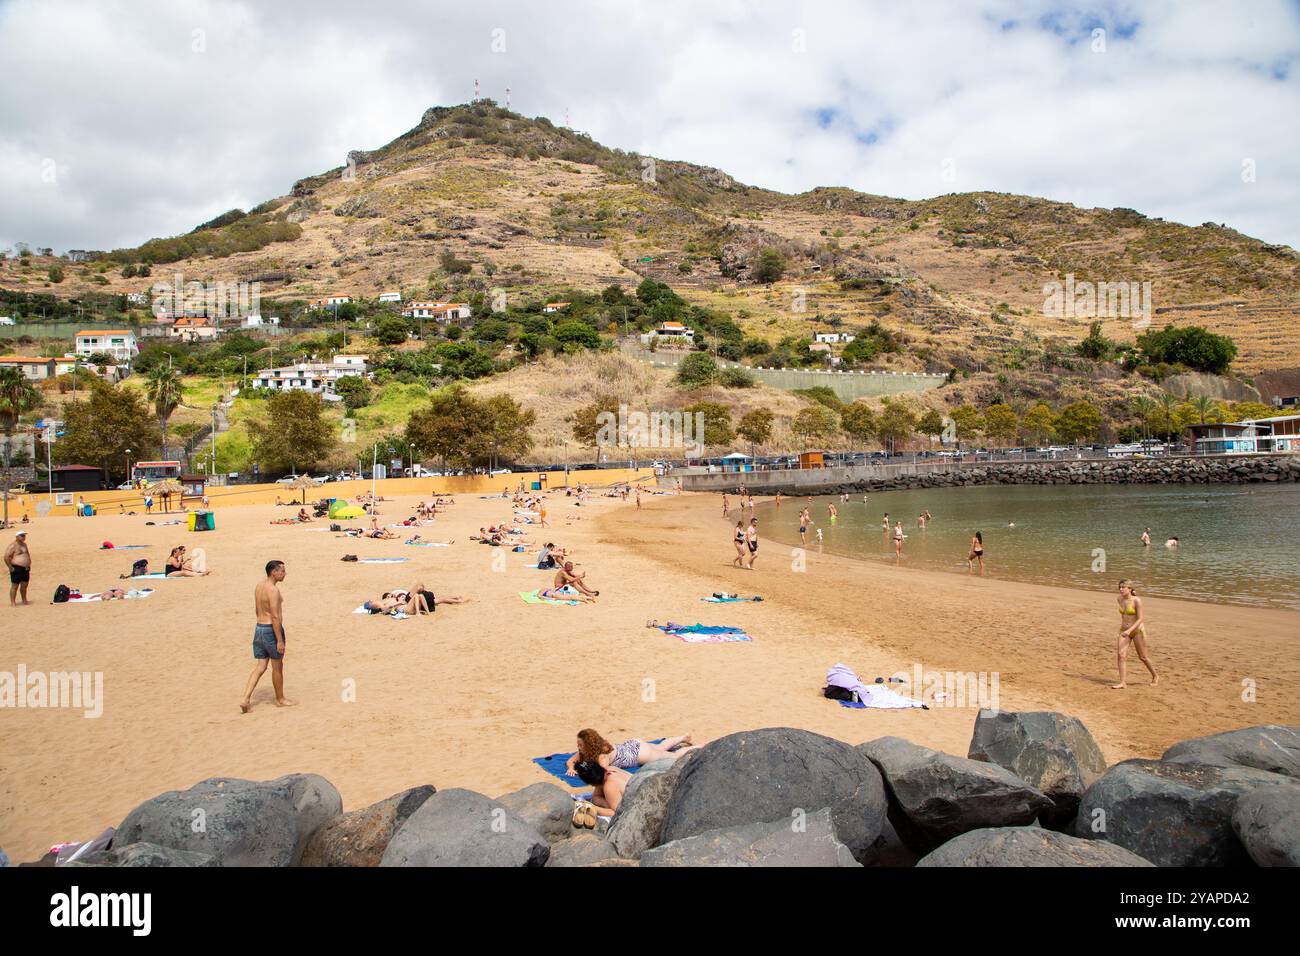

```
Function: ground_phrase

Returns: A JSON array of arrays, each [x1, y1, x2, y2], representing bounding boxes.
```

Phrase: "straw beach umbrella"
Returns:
[[151, 478, 183, 513], [289, 474, 317, 505]]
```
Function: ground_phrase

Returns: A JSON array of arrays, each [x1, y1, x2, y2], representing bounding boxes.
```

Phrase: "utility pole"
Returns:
[[211, 405, 217, 477]]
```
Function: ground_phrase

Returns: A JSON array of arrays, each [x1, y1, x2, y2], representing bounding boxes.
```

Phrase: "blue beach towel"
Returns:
[[533, 738, 668, 787], [701, 595, 762, 603], [360, 557, 409, 564]]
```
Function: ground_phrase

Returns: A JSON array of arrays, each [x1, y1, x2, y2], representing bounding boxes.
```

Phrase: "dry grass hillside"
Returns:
[[5, 100, 1297, 379]]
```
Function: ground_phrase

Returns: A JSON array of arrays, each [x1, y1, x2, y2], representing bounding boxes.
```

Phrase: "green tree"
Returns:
[[1137, 324, 1236, 374], [404, 384, 490, 469], [839, 402, 877, 449], [916, 408, 945, 447], [144, 364, 184, 454], [683, 401, 734, 448], [56, 379, 158, 483], [982, 403, 1019, 445], [333, 375, 372, 412], [793, 405, 837, 446], [570, 394, 621, 448], [1021, 402, 1056, 445], [1054, 401, 1103, 445], [375, 316, 409, 345], [949, 405, 984, 445], [736, 408, 774, 455], [675, 352, 719, 389], [0, 367, 42, 526], [553, 320, 600, 351], [481, 393, 536, 469], [752, 248, 786, 284], [875, 402, 917, 451], [48, 265, 65, 283], [1077, 321, 1114, 361], [248, 390, 336, 473], [1130, 395, 1157, 441]]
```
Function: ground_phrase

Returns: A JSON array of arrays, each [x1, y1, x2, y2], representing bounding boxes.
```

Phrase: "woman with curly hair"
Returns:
[[564, 728, 695, 778]]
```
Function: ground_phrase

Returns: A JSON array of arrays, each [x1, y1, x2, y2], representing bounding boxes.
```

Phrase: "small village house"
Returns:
[[0, 355, 57, 380]]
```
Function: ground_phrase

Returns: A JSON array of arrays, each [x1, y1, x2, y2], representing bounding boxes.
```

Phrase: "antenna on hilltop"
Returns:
[[505, 86, 511, 109], [473, 78, 480, 101]]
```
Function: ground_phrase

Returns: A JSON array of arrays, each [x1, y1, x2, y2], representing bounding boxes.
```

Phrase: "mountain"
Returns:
[[5, 100, 1298, 380]]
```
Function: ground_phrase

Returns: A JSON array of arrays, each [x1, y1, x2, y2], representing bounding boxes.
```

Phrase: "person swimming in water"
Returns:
[[1111, 579, 1159, 689], [1141, 527, 1152, 547], [1165, 536, 1179, 548]]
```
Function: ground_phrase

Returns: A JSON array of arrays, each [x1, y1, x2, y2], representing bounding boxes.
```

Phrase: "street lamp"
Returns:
[[125, 448, 132, 487]]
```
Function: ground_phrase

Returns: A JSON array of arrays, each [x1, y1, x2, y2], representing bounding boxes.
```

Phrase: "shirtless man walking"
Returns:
[[5, 530, 31, 606], [240, 559, 296, 713]]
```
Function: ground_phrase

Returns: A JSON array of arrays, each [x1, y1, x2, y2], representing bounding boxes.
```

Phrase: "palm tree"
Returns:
[[145, 365, 184, 458], [1130, 395, 1158, 442], [1156, 393, 1178, 441], [1191, 394, 1217, 425], [0, 366, 42, 528]]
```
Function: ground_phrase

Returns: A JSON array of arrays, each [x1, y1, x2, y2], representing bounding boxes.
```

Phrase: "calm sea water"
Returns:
[[752, 483, 1300, 611]]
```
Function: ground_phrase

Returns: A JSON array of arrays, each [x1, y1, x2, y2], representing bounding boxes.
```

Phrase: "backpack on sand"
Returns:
[[53, 585, 72, 604]]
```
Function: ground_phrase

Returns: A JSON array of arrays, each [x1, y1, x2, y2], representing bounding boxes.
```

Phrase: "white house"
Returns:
[[639, 321, 695, 346], [75, 329, 138, 366], [0, 316, 14, 326], [251, 355, 370, 400], [402, 301, 471, 322], [543, 302, 571, 314], [378, 291, 402, 303], [310, 295, 352, 311], [170, 316, 222, 341], [241, 313, 280, 328], [815, 332, 856, 344]]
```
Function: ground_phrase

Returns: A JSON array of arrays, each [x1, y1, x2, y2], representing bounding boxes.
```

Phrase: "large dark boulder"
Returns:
[[378, 789, 548, 867], [1232, 786, 1300, 867], [607, 754, 693, 859], [967, 709, 1107, 826], [642, 808, 860, 867], [67, 842, 217, 867], [918, 827, 1153, 867], [1076, 759, 1298, 866], [1162, 725, 1300, 778], [859, 736, 1054, 851], [114, 774, 341, 867], [300, 786, 435, 867], [547, 833, 620, 867], [658, 728, 887, 862], [494, 782, 574, 845]]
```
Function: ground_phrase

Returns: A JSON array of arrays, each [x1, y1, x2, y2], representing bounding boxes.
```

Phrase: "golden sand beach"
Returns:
[[1, 487, 1297, 862]]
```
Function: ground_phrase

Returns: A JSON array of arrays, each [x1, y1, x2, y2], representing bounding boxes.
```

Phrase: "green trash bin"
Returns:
[[531, 481, 541, 490]]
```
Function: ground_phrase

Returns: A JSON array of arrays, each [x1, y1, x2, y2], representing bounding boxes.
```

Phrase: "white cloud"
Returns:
[[1, 0, 1297, 253]]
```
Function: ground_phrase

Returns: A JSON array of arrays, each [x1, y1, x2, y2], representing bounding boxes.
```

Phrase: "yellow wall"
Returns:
[[6, 468, 656, 518]]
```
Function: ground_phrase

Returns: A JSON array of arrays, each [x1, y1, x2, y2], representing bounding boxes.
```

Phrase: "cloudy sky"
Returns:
[[2, 0, 1298, 254]]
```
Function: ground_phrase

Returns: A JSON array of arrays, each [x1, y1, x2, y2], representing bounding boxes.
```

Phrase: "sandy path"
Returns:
[[1, 489, 1295, 861]]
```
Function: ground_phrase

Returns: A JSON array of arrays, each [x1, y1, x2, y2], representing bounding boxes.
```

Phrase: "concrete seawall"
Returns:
[[673, 454, 1300, 495]]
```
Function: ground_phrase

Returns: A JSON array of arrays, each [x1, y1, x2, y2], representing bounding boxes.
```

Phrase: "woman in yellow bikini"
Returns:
[[1112, 579, 1159, 689]]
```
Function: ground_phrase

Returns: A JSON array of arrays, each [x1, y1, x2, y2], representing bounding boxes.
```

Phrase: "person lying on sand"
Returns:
[[573, 760, 629, 815], [363, 584, 469, 616], [564, 729, 695, 777], [553, 561, 598, 599], [405, 535, 455, 546]]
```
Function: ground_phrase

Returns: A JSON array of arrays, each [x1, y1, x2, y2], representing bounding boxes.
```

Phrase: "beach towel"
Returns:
[[67, 589, 155, 603], [359, 557, 409, 564], [352, 603, 408, 620], [101, 544, 148, 550], [128, 572, 170, 580], [827, 663, 927, 710], [404, 541, 451, 547], [520, 588, 580, 607], [533, 738, 667, 787], [701, 595, 762, 603], [655, 623, 752, 644]]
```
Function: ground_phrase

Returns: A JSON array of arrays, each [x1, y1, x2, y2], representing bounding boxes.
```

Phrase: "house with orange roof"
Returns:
[[543, 302, 571, 313], [0, 355, 57, 380], [170, 316, 222, 341], [401, 301, 471, 322]]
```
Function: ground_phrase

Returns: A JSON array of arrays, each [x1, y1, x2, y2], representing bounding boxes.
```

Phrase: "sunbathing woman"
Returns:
[[363, 584, 468, 616], [564, 728, 694, 777], [573, 759, 630, 816], [165, 546, 209, 577]]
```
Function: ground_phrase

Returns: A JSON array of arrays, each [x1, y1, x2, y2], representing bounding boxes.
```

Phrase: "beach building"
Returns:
[[251, 354, 370, 400], [401, 301, 471, 322], [74, 329, 137, 367], [0, 355, 57, 380], [1186, 415, 1300, 454]]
